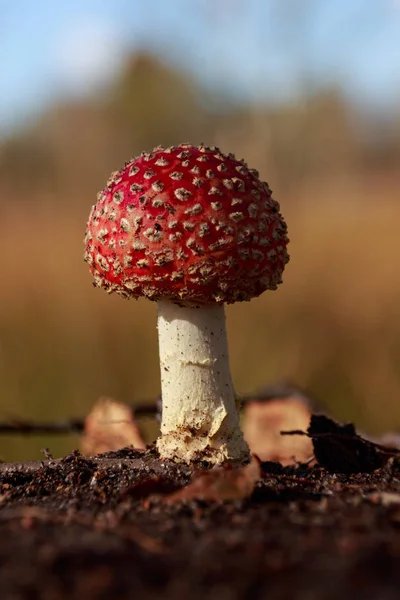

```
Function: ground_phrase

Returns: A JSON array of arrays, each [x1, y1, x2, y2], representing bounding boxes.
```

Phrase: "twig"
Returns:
[[0, 382, 314, 438], [0, 402, 158, 436]]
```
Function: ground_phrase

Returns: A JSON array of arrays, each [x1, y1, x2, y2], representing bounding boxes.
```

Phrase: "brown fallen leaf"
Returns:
[[308, 415, 391, 473], [163, 456, 261, 503], [282, 414, 395, 474], [243, 396, 313, 465], [81, 397, 146, 456]]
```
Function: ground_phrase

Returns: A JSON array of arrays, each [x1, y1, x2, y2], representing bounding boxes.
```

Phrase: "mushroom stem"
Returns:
[[156, 300, 250, 464]]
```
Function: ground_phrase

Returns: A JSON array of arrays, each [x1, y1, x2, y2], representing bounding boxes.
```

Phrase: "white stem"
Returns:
[[155, 300, 250, 464]]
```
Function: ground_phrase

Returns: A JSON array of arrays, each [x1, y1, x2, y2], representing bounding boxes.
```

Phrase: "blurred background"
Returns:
[[1, 0, 400, 460]]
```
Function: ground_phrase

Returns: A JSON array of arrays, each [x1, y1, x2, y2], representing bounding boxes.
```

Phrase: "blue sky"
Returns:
[[1, 0, 400, 134]]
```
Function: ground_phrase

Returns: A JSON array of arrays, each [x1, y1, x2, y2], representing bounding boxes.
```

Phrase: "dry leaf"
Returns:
[[307, 415, 389, 474], [81, 397, 146, 456], [164, 456, 261, 503], [282, 414, 393, 474], [243, 397, 312, 465]]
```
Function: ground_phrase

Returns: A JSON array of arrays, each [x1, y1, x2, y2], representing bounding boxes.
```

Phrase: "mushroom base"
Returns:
[[156, 301, 250, 464]]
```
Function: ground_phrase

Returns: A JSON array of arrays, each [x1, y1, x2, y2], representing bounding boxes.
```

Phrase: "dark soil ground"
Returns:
[[1, 447, 400, 600]]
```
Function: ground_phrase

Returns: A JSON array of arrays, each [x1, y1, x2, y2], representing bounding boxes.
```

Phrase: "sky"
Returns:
[[1, 0, 400, 134]]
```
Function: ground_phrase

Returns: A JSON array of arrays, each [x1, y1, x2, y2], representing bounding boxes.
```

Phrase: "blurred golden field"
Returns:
[[1, 54, 400, 461]]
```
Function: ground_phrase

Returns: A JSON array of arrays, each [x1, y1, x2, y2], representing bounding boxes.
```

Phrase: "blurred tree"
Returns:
[[0, 53, 209, 205], [0, 49, 399, 206], [110, 53, 206, 151]]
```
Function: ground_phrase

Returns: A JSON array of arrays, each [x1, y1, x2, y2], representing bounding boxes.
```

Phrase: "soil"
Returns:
[[1, 447, 400, 600]]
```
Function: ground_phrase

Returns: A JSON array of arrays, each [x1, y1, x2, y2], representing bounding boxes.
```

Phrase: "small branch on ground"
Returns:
[[0, 383, 315, 438], [0, 403, 158, 436]]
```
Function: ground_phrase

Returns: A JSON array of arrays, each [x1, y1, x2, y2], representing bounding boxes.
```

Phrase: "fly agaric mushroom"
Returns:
[[84, 144, 289, 464]]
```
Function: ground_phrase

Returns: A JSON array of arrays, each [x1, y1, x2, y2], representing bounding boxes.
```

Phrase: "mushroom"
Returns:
[[84, 144, 290, 465]]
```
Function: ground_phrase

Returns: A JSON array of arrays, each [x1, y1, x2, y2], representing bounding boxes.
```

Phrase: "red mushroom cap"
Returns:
[[84, 144, 290, 304]]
